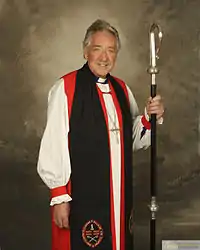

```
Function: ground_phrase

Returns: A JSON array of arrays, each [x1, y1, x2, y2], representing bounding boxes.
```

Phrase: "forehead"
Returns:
[[89, 30, 117, 47]]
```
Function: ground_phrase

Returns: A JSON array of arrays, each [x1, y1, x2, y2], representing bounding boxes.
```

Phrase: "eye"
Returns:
[[108, 48, 116, 53], [92, 46, 101, 51]]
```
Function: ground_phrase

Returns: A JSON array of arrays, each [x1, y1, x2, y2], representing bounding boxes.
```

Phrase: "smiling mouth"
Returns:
[[98, 63, 109, 67]]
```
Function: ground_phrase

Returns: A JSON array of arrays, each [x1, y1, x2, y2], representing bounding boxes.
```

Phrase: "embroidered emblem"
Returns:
[[129, 209, 134, 234], [82, 220, 104, 248]]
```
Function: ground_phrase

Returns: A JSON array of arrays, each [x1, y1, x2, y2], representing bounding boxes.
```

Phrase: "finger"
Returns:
[[148, 109, 164, 116], [54, 212, 64, 228], [54, 217, 63, 228], [149, 104, 164, 112], [62, 216, 70, 229], [148, 106, 163, 112], [151, 95, 162, 102], [149, 105, 162, 111], [149, 100, 163, 106]]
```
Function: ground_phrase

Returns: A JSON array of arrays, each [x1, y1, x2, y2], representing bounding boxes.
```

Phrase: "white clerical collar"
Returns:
[[97, 77, 107, 83], [96, 78, 110, 93]]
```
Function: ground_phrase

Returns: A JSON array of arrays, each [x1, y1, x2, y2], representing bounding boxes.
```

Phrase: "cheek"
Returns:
[[88, 53, 99, 63], [110, 55, 117, 64]]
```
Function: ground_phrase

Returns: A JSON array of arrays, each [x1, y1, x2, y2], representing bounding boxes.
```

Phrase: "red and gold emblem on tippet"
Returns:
[[82, 220, 104, 248]]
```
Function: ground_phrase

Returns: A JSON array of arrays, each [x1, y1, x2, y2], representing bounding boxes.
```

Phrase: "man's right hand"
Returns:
[[53, 202, 70, 229]]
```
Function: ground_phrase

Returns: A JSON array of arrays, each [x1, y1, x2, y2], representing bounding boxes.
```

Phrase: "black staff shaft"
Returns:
[[148, 22, 162, 250], [150, 83, 157, 250], [150, 83, 157, 196]]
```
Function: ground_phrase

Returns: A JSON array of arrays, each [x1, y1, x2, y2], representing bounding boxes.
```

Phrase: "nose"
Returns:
[[100, 50, 109, 61]]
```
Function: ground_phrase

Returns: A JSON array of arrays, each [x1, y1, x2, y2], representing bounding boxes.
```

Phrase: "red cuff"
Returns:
[[141, 115, 151, 130], [50, 186, 67, 198]]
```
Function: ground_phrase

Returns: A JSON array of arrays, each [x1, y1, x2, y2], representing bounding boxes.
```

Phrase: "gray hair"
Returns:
[[83, 19, 121, 51]]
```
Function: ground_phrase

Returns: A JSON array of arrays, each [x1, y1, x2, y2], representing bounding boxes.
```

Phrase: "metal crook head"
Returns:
[[149, 23, 163, 67]]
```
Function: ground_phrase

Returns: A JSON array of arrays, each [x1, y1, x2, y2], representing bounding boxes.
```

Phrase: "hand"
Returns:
[[53, 202, 70, 229], [146, 95, 164, 121]]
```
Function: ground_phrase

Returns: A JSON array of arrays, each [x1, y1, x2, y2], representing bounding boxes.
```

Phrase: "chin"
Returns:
[[97, 69, 111, 77], [97, 72, 108, 78]]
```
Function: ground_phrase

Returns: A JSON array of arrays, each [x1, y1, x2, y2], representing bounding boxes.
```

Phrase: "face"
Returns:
[[84, 30, 118, 78]]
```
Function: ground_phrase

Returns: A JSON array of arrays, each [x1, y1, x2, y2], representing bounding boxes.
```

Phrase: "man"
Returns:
[[37, 19, 164, 250]]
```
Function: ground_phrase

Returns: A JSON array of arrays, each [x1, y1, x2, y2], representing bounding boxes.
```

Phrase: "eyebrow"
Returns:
[[91, 45, 116, 50], [91, 45, 102, 48]]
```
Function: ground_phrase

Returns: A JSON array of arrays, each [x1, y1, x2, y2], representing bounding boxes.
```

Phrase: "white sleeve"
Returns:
[[126, 84, 151, 151], [37, 78, 72, 205]]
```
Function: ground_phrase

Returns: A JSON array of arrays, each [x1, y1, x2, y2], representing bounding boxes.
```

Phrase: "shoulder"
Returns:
[[111, 75, 131, 100], [47, 78, 65, 104], [61, 70, 77, 84], [59, 70, 78, 101], [111, 74, 138, 112], [60, 70, 78, 96], [49, 69, 77, 94], [111, 75, 131, 92], [111, 75, 126, 88], [49, 78, 64, 96]]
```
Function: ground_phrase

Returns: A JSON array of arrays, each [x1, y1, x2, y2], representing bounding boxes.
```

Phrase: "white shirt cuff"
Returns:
[[50, 194, 72, 206], [157, 117, 164, 125], [144, 107, 150, 121]]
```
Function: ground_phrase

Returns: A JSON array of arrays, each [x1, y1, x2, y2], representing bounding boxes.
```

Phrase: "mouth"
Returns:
[[97, 63, 109, 67]]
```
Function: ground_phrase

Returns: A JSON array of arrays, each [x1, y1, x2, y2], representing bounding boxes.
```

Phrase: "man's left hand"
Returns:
[[146, 94, 164, 121]]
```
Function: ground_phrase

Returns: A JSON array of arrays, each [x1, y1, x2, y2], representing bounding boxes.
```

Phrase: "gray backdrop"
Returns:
[[0, 0, 200, 249]]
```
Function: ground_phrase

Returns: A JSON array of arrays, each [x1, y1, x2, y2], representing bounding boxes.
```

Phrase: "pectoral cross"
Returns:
[[110, 127, 120, 144]]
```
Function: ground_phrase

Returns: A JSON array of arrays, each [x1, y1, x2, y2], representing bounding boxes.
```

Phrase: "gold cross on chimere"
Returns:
[[109, 127, 120, 144]]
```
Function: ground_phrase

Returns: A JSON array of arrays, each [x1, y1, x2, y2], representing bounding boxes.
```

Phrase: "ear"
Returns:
[[83, 48, 88, 60]]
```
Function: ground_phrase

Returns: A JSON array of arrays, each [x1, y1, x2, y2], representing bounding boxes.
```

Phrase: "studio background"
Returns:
[[0, 0, 200, 249]]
